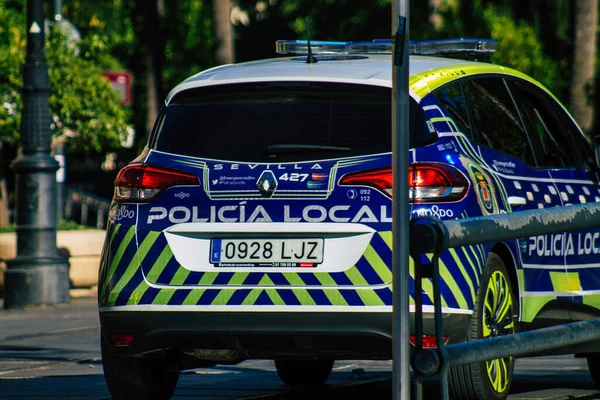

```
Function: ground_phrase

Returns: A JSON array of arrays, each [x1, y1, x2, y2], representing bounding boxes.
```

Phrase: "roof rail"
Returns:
[[276, 38, 497, 61]]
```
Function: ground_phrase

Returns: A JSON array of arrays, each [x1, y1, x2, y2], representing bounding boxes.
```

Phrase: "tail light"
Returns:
[[409, 335, 448, 348], [110, 333, 135, 346], [339, 163, 468, 203], [114, 164, 199, 202]]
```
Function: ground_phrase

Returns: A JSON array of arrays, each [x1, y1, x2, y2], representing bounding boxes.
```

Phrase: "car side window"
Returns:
[[463, 78, 536, 166], [435, 84, 471, 135], [509, 80, 579, 168]]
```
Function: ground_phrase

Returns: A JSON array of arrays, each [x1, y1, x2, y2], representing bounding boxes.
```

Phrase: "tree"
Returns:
[[429, 0, 443, 31], [0, 0, 132, 225], [570, 0, 597, 134], [214, 0, 235, 64]]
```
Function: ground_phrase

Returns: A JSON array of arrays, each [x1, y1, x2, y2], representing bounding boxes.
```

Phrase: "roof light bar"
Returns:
[[276, 38, 496, 57], [413, 38, 496, 55]]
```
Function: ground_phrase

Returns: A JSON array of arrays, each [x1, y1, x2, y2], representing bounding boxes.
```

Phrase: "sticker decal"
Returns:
[[461, 157, 498, 215]]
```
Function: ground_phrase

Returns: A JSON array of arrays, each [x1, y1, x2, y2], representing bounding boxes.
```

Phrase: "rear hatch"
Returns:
[[133, 82, 410, 288]]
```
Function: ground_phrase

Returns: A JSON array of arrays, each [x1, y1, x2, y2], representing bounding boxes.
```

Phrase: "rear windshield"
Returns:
[[152, 82, 427, 162]]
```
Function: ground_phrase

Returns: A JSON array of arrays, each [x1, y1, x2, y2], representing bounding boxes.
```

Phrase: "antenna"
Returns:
[[305, 18, 317, 64]]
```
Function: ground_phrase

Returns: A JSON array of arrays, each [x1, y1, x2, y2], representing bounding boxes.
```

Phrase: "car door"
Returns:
[[459, 77, 568, 322], [509, 79, 600, 311]]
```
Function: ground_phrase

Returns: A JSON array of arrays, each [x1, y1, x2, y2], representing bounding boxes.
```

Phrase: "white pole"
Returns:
[[392, 1, 411, 399]]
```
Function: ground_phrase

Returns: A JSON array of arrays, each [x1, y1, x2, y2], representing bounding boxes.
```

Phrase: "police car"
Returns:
[[98, 38, 600, 400]]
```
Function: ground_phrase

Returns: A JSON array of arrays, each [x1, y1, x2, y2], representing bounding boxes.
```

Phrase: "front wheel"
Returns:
[[101, 337, 180, 400], [449, 253, 518, 400], [275, 359, 334, 386]]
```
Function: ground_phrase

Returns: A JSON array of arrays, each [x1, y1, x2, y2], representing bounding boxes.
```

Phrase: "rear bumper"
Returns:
[[99, 309, 471, 360]]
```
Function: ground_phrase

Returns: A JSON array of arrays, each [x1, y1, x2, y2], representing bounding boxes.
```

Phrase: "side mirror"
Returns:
[[594, 136, 600, 168]]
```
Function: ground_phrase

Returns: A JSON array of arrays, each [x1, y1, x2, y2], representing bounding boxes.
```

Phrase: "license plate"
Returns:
[[210, 238, 324, 267]]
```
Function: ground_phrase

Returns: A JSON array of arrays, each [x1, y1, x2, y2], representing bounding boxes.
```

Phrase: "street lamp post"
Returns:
[[3, 0, 70, 308], [392, 0, 410, 399]]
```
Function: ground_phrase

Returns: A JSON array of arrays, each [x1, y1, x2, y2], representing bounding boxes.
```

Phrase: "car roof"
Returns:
[[165, 54, 540, 105]]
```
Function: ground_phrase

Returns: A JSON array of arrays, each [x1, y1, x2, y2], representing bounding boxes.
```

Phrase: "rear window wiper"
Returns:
[[263, 144, 351, 157]]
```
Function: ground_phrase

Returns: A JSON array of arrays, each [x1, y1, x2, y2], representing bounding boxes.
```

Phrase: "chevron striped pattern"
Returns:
[[99, 223, 487, 310]]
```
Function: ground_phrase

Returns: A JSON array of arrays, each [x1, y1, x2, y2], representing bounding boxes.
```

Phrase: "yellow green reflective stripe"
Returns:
[[356, 289, 385, 306], [182, 289, 205, 305], [410, 260, 448, 307], [448, 248, 476, 302], [126, 287, 144, 305], [435, 256, 468, 309], [460, 246, 481, 285], [266, 289, 285, 305], [345, 265, 369, 286], [583, 294, 600, 309], [104, 225, 135, 286], [409, 63, 536, 98], [108, 231, 160, 306], [145, 247, 174, 282], [316, 273, 337, 286], [467, 245, 485, 277], [152, 288, 176, 305], [517, 269, 526, 293], [430, 117, 459, 132], [363, 245, 392, 283], [550, 271, 581, 292], [212, 289, 235, 305], [169, 266, 190, 285], [108, 223, 121, 247], [198, 272, 218, 285], [328, 165, 338, 192], [283, 272, 305, 286], [292, 289, 317, 305], [520, 295, 555, 323], [242, 289, 262, 305], [130, 246, 173, 304], [379, 231, 392, 248], [228, 272, 250, 285], [322, 289, 348, 306], [101, 226, 135, 300]]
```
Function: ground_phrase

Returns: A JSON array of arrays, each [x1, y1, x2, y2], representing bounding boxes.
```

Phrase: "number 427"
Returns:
[[279, 173, 308, 182]]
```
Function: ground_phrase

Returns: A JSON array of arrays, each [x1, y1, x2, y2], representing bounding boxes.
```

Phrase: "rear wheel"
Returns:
[[275, 359, 334, 386], [449, 253, 518, 400], [586, 353, 600, 387], [101, 337, 180, 400]]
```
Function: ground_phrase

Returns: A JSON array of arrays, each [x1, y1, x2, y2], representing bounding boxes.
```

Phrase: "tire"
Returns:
[[449, 253, 518, 400], [275, 359, 334, 386], [101, 336, 180, 400], [586, 353, 600, 387]]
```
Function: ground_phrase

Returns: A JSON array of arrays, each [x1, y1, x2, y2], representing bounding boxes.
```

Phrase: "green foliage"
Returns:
[[0, 2, 26, 144], [0, 0, 132, 153], [0, 218, 90, 232], [484, 8, 562, 95], [47, 28, 131, 153], [162, 0, 217, 90], [438, 2, 563, 97]]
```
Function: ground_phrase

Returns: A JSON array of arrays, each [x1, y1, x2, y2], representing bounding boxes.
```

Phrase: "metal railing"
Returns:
[[64, 189, 111, 229], [409, 202, 600, 399]]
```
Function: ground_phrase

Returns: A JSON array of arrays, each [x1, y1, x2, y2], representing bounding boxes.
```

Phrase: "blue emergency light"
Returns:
[[276, 38, 497, 57]]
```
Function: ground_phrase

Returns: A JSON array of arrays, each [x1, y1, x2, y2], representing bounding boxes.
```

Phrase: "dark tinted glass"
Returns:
[[509, 81, 578, 168], [435, 84, 470, 134], [153, 83, 427, 162], [464, 78, 535, 166]]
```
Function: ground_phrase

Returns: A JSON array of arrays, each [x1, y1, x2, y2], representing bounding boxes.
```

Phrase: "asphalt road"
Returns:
[[1, 296, 599, 400]]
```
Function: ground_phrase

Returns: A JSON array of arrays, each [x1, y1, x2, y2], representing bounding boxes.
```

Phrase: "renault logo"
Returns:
[[257, 170, 277, 198]]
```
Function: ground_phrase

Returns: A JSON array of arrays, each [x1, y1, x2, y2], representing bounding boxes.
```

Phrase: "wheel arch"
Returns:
[[490, 242, 521, 317]]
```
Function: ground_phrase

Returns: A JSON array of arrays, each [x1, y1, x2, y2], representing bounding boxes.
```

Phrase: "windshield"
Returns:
[[152, 82, 427, 162]]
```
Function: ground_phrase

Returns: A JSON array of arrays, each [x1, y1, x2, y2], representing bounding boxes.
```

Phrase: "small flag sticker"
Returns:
[[29, 22, 41, 33]]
